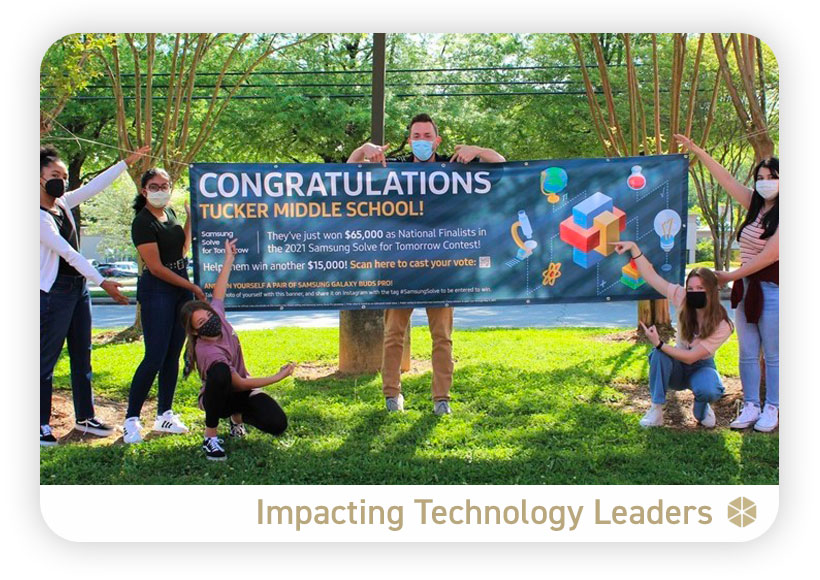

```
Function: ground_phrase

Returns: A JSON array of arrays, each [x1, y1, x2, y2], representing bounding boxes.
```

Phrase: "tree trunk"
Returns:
[[338, 310, 384, 374], [638, 299, 673, 340]]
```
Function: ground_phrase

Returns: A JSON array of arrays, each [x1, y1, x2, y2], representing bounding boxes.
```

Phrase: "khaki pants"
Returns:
[[381, 307, 454, 401]]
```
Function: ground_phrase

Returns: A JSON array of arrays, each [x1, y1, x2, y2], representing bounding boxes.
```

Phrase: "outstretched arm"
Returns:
[[610, 241, 670, 298], [213, 237, 237, 301], [231, 363, 296, 391], [716, 227, 779, 286], [674, 134, 752, 210], [450, 144, 506, 163], [63, 145, 150, 209]]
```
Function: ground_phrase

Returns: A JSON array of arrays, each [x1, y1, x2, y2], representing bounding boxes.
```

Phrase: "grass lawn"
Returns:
[[40, 327, 778, 485]]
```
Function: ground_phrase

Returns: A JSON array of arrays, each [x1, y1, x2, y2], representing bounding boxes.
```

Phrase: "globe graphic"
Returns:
[[541, 167, 568, 194]]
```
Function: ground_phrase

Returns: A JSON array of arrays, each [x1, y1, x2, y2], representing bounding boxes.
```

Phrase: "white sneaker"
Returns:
[[639, 403, 664, 427], [730, 402, 761, 429], [385, 394, 405, 412], [153, 410, 189, 434], [754, 404, 779, 432], [123, 417, 144, 444], [698, 403, 716, 429], [434, 400, 452, 415]]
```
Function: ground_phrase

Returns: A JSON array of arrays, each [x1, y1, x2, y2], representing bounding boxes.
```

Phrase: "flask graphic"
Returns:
[[627, 165, 647, 191]]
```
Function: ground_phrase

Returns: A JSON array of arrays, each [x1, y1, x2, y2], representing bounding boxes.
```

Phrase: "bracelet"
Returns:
[[632, 251, 643, 260], [655, 340, 664, 351]]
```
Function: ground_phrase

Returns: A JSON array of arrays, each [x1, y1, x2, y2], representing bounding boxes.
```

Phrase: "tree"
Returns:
[[40, 34, 114, 136], [711, 34, 777, 161], [569, 33, 721, 335], [92, 33, 322, 332], [98, 33, 323, 185]]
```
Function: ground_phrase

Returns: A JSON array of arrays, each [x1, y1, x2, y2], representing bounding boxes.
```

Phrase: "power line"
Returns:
[[40, 88, 717, 102], [39, 63, 640, 79]]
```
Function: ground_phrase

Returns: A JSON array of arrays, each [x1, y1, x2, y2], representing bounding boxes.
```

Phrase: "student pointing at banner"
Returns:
[[611, 241, 734, 429], [674, 135, 779, 433], [40, 144, 149, 447], [348, 113, 505, 415], [180, 238, 292, 460]]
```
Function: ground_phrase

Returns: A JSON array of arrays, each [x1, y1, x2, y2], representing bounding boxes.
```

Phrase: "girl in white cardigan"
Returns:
[[39, 144, 148, 446]]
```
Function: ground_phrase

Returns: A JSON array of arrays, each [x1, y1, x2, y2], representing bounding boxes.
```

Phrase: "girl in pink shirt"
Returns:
[[675, 135, 779, 433], [180, 238, 294, 461], [612, 241, 734, 428]]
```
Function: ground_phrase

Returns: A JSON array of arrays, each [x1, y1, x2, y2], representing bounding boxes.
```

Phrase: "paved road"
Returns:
[[90, 300, 733, 330]]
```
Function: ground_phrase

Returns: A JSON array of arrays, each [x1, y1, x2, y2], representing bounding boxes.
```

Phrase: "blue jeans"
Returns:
[[648, 349, 724, 421], [735, 280, 779, 407], [126, 268, 192, 419], [40, 274, 95, 425]]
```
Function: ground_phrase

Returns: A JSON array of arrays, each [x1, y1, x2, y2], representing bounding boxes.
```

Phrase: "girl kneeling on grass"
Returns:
[[180, 238, 293, 460], [611, 241, 734, 428]]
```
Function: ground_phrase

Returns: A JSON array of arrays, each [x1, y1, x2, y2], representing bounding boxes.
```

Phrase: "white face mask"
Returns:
[[147, 190, 171, 208], [755, 179, 779, 200]]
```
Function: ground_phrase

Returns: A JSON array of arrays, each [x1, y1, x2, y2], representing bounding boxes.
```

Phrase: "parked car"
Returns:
[[111, 261, 139, 277], [96, 263, 116, 277]]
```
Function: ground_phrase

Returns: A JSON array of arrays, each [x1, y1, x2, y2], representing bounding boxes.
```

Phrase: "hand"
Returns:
[[450, 145, 482, 164], [715, 270, 734, 286], [639, 321, 661, 347], [609, 241, 639, 257], [224, 238, 238, 263], [277, 363, 296, 380], [672, 134, 701, 154], [191, 284, 206, 301], [360, 143, 390, 167], [101, 280, 129, 305], [124, 145, 151, 167]]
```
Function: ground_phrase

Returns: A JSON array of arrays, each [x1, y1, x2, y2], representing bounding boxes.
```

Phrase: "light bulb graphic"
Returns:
[[653, 209, 682, 271], [511, 210, 538, 259]]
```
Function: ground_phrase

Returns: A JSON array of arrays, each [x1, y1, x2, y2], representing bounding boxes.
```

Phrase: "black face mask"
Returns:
[[43, 178, 67, 198], [686, 291, 707, 309], [198, 314, 222, 337]]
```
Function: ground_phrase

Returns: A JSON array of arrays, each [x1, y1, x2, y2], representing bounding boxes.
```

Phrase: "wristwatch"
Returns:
[[655, 340, 664, 351]]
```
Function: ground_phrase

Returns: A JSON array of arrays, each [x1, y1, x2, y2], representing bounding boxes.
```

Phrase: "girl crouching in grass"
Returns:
[[180, 238, 294, 460], [611, 241, 734, 429]]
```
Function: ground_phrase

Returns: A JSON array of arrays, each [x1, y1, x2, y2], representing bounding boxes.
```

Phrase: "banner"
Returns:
[[189, 155, 689, 310]]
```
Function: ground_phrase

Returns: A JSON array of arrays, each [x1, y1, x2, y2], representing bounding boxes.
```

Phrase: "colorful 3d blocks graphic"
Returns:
[[560, 192, 627, 268], [620, 259, 646, 289]]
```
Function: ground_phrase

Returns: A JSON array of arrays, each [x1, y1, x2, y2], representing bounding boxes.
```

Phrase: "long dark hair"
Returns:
[[132, 167, 171, 214], [678, 267, 734, 344], [180, 300, 220, 378], [737, 157, 779, 241]]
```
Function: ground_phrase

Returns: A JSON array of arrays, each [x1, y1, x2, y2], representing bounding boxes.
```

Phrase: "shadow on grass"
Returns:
[[41, 358, 779, 486]]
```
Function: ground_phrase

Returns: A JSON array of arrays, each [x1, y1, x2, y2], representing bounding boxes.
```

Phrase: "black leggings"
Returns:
[[202, 363, 287, 435]]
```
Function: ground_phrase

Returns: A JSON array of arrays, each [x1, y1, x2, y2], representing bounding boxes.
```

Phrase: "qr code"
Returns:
[[479, 256, 491, 268]]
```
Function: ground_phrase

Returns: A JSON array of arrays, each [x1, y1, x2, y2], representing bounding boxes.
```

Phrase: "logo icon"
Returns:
[[728, 497, 756, 528]]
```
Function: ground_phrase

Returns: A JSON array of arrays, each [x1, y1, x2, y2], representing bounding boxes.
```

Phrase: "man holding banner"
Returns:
[[347, 113, 505, 415]]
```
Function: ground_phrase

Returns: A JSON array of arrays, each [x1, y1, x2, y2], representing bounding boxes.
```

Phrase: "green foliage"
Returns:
[[41, 327, 777, 485], [696, 237, 714, 263]]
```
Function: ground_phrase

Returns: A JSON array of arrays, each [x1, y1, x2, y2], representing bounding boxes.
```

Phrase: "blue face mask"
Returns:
[[411, 139, 435, 161]]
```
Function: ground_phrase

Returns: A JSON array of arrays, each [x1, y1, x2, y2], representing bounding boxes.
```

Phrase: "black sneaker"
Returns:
[[202, 437, 227, 461], [229, 418, 247, 438], [74, 417, 115, 437], [40, 425, 58, 447]]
